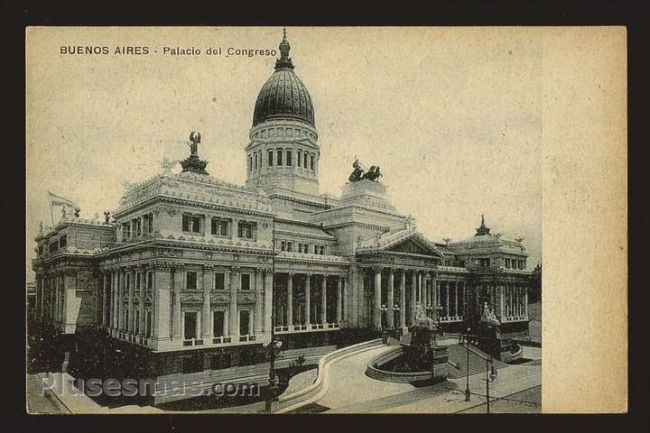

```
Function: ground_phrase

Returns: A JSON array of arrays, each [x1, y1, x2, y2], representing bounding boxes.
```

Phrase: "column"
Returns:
[[410, 271, 417, 324], [305, 274, 311, 326], [387, 269, 395, 328], [445, 281, 450, 318], [357, 268, 365, 327], [373, 268, 382, 330], [399, 270, 406, 330], [454, 281, 458, 319], [263, 269, 273, 334], [254, 268, 263, 334], [336, 276, 343, 323], [419, 272, 424, 304], [499, 285, 508, 322], [430, 272, 437, 308], [138, 270, 145, 335], [321, 275, 327, 324], [172, 267, 182, 339], [101, 272, 108, 327], [524, 287, 529, 317], [202, 265, 212, 338], [110, 271, 116, 330], [117, 269, 124, 331], [63, 271, 77, 333], [127, 269, 135, 333], [152, 266, 172, 344], [229, 268, 239, 337], [286, 273, 294, 328]]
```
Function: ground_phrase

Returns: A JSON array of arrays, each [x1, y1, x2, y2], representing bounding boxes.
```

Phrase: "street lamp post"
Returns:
[[464, 326, 471, 402], [380, 304, 388, 343], [265, 218, 280, 414], [486, 355, 497, 414]]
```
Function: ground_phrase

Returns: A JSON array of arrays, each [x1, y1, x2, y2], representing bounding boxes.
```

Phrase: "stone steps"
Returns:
[[445, 344, 507, 379]]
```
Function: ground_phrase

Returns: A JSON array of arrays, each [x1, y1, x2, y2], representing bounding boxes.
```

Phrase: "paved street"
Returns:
[[308, 343, 541, 414]]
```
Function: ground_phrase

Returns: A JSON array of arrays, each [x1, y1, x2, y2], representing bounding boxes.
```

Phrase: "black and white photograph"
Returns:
[[24, 26, 626, 415]]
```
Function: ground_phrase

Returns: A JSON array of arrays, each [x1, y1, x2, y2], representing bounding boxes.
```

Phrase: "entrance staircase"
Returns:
[[445, 343, 507, 379]]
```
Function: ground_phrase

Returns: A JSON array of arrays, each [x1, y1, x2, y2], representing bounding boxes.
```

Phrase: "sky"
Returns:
[[26, 27, 542, 281]]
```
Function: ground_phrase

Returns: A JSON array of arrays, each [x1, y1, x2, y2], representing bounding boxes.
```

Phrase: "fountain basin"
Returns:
[[365, 345, 449, 384]]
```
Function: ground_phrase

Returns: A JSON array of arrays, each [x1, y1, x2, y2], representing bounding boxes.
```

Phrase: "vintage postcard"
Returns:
[[25, 26, 626, 414]]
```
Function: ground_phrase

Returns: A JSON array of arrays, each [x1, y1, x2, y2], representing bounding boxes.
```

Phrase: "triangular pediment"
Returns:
[[387, 238, 433, 255], [357, 230, 444, 257]]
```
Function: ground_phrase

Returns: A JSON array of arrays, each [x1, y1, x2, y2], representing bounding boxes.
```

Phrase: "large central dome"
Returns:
[[252, 31, 315, 127]]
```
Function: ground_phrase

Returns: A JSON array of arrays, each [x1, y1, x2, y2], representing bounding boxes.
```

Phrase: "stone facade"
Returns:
[[31, 32, 533, 390]]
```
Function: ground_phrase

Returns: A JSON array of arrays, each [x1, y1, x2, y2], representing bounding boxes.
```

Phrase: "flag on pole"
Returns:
[[47, 191, 79, 225]]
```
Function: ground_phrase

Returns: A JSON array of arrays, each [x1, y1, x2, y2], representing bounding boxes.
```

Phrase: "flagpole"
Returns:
[[47, 191, 54, 226]]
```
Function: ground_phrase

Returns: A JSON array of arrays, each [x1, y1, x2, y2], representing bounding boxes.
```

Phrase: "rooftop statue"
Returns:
[[362, 165, 382, 181], [348, 158, 382, 183], [188, 131, 200, 156], [180, 131, 209, 175]]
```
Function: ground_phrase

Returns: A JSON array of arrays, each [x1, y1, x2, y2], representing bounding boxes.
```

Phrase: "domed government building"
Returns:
[[31, 31, 533, 405]]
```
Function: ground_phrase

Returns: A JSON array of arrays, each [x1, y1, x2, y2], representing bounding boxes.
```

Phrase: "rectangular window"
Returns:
[[184, 311, 198, 340], [143, 213, 153, 234], [186, 271, 198, 290], [310, 155, 314, 170], [122, 222, 130, 241], [211, 218, 229, 236], [298, 243, 302, 253], [214, 272, 225, 291], [182, 214, 191, 232], [192, 215, 202, 233], [241, 274, 251, 291], [213, 311, 225, 337], [286, 150, 292, 166], [297, 150, 302, 167], [182, 353, 203, 374], [134, 310, 140, 335], [132, 218, 141, 237], [304, 153, 308, 168], [145, 311, 152, 338], [281, 241, 286, 251], [505, 258, 511, 268], [49, 241, 58, 253], [286, 242, 293, 252], [59, 235, 67, 248], [320, 245, 325, 255], [254, 153, 258, 170], [277, 149, 283, 166], [237, 221, 255, 239], [239, 310, 250, 336], [268, 150, 273, 166], [248, 155, 253, 172], [147, 271, 153, 290]]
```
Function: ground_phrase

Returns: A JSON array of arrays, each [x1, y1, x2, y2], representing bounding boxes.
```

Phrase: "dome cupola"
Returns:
[[252, 29, 315, 127], [246, 30, 320, 197]]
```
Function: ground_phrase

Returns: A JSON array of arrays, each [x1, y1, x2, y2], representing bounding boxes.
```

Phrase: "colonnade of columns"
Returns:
[[275, 273, 344, 331]]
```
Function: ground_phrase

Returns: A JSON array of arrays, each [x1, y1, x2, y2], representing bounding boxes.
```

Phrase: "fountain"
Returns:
[[366, 303, 450, 384]]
